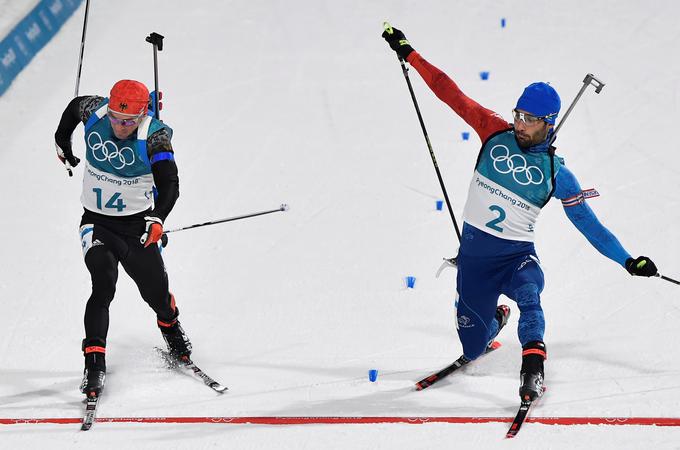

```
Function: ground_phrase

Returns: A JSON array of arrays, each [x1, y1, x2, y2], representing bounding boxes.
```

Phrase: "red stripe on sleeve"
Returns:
[[406, 51, 510, 143]]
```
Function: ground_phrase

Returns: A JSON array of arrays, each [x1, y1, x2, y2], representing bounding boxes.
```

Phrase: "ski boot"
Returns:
[[80, 340, 106, 397], [158, 318, 193, 362], [486, 304, 511, 348], [519, 340, 546, 401]]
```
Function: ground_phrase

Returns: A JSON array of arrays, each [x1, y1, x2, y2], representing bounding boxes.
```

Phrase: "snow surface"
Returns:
[[1, 0, 679, 448], [0, 0, 40, 37]]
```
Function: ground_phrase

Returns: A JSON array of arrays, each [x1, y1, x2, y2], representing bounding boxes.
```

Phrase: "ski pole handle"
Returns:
[[64, 160, 73, 177], [383, 21, 405, 62]]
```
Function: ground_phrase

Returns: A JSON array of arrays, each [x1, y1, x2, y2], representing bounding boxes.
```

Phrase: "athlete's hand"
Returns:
[[140, 216, 164, 247], [55, 142, 80, 177], [382, 23, 415, 60], [625, 256, 658, 277]]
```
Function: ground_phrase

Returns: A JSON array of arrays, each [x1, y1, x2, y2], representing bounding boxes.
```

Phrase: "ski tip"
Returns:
[[489, 340, 502, 350], [212, 384, 228, 394], [415, 375, 437, 391], [415, 380, 433, 391], [506, 423, 521, 439], [383, 22, 393, 34]]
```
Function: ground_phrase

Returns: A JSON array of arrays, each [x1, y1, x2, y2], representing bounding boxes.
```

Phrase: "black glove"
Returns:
[[625, 256, 658, 277], [55, 142, 80, 176], [381, 25, 415, 60]]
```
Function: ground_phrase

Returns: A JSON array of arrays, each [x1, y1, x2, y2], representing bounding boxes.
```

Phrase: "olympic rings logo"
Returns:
[[87, 131, 136, 170], [489, 145, 544, 186]]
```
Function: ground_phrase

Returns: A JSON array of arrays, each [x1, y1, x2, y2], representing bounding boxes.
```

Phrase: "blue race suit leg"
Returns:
[[455, 253, 507, 360], [503, 254, 545, 346]]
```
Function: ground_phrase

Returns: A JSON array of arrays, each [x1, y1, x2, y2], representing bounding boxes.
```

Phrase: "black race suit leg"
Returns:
[[82, 230, 122, 348], [120, 241, 176, 324]]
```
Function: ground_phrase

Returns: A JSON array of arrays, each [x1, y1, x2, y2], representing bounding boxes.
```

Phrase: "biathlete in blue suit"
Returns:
[[383, 27, 659, 401]]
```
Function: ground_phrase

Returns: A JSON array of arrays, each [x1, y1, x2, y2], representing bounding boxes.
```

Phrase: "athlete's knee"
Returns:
[[457, 321, 489, 360], [86, 288, 115, 311], [456, 297, 497, 360], [463, 343, 487, 360], [89, 268, 117, 304], [460, 337, 488, 360], [86, 249, 118, 294]]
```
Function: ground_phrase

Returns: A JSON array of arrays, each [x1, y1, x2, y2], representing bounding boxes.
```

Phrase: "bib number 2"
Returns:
[[92, 188, 127, 212], [485, 205, 505, 232]]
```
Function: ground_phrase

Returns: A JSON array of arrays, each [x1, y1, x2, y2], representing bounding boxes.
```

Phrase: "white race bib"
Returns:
[[81, 163, 154, 216], [462, 172, 541, 241]]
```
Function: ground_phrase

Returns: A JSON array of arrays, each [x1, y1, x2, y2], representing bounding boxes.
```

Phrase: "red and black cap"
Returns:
[[109, 79, 149, 116]]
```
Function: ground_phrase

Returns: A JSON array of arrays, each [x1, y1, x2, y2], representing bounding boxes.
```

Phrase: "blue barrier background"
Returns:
[[0, 0, 82, 96]]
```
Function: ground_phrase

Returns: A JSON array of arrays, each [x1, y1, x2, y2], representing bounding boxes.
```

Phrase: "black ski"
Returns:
[[80, 393, 100, 431], [156, 348, 228, 393], [415, 341, 501, 391], [506, 387, 546, 438]]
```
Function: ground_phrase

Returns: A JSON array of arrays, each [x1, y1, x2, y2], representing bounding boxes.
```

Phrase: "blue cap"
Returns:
[[516, 82, 561, 125]]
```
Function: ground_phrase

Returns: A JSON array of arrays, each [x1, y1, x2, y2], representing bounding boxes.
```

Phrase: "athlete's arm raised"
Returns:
[[407, 52, 508, 142], [382, 26, 508, 143]]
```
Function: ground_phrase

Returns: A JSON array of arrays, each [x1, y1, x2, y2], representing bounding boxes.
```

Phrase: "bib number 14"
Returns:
[[485, 205, 505, 232], [92, 188, 127, 212]]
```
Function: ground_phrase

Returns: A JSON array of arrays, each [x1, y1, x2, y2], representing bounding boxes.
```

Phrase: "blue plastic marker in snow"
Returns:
[[462, 131, 470, 140], [436, 199, 444, 211], [480, 71, 490, 80], [406, 276, 416, 289], [501, 18, 506, 28], [369, 369, 378, 382]]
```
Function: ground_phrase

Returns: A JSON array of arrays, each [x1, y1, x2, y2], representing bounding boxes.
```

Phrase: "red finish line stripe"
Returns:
[[2, 417, 680, 426]]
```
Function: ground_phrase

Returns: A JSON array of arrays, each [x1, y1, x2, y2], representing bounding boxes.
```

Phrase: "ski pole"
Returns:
[[145, 32, 164, 120], [550, 77, 680, 288], [164, 204, 289, 235], [550, 73, 605, 146], [160, 204, 289, 248], [64, 0, 91, 177], [656, 273, 680, 285], [73, 0, 91, 97], [383, 22, 462, 243]]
